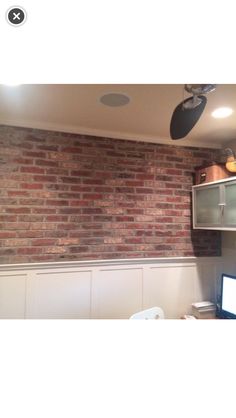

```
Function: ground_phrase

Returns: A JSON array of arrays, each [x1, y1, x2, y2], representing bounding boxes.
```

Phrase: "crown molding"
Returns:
[[0, 118, 222, 149]]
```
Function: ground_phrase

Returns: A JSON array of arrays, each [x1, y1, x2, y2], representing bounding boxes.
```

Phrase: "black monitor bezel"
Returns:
[[219, 273, 236, 319]]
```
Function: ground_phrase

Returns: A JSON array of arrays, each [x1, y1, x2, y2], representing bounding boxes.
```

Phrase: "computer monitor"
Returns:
[[219, 274, 236, 319]]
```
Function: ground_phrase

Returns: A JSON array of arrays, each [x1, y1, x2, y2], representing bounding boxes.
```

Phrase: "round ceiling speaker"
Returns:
[[100, 93, 130, 107]]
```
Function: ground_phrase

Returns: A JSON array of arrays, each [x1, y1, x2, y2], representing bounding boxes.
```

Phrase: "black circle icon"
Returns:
[[7, 7, 27, 26]]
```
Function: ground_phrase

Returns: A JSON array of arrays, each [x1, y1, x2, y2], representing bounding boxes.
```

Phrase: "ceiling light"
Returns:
[[211, 107, 233, 118], [100, 93, 130, 107]]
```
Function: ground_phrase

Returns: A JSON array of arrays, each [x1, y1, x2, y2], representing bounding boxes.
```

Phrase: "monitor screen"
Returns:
[[220, 274, 236, 319]]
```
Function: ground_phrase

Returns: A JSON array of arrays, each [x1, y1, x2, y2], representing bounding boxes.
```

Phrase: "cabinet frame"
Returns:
[[192, 176, 236, 231]]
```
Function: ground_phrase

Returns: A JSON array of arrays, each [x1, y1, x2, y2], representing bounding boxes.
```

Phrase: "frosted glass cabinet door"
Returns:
[[223, 182, 236, 226], [195, 186, 221, 226]]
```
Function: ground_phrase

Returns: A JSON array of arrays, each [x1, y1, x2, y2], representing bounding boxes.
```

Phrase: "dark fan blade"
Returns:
[[170, 95, 207, 140]]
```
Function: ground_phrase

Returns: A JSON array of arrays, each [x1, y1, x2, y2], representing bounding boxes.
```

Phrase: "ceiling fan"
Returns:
[[170, 84, 217, 140]]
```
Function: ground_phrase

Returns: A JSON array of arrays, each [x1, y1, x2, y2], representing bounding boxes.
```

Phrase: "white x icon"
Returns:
[[13, 12, 21, 20]]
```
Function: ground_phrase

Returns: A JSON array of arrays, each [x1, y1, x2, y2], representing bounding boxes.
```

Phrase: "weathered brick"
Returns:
[[5, 238, 30, 246], [58, 238, 80, 245], [104, 237, 123, 244], [20, 183, 43, 190], [43, 246, 66, 254]]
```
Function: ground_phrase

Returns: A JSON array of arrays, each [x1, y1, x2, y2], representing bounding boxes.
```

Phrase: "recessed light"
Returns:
[[100, 93, 130, 107], [211, 107, 233, 118]]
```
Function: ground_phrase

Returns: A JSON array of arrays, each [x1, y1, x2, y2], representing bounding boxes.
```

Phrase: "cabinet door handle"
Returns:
[[218, 204, 225, 217]]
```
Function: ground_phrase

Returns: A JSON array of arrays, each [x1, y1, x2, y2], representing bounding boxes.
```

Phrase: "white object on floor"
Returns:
[[182, 315, 197, 320], [129, 306, 165, 319]]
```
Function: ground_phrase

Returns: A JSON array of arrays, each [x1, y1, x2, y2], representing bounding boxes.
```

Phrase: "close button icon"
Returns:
[[7, 6, 27, 26]]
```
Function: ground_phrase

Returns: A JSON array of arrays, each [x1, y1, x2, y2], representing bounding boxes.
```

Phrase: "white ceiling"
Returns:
[[0, 84, 235, 148]]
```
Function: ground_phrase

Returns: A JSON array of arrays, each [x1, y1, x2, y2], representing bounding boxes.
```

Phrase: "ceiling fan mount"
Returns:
[[184, 84, 216, 96]]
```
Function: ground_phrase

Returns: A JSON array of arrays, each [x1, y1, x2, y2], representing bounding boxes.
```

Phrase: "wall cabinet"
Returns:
[[192, 177, 236, 230]]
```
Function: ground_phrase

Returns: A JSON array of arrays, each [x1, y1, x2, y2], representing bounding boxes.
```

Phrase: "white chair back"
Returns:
[[130, 307, 165, 319]]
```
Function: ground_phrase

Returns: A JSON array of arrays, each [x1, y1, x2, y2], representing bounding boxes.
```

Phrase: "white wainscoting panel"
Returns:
[[0, 257, 224, 319], [26, 269, 92, 319], [143, 265, 198, 319], [0, 273, 26, 319], [91, 267, 143, 319]]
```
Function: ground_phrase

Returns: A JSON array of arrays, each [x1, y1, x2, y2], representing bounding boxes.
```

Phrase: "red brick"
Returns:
[[37, 145, 58, 151], [33, 175, 57, 182], [32, 208, 56, 214], [20, 183, 43, 190], [36, 159, 59, 167], [56, 223, 78, 230], [46, 199, 69, 206], [19, 199, 44, 206], [17, 231, 44, 238], [68, 200, 91, 207], [71, 186, 91, 192], [69, 246, 89, 253], [21, 166, 45, 174], [18, 247, 41, 255], [136, 188, 153, 194], [18, 215, 44, 222], [165, 168, 183, 176], [57, 193, 79, 199], [61, 146, 83, 153], [125, 238, 143, 244], [71, 170, 92, 177], [13, 158, 34, 165], [8, 191, 29, 197], [23, 151, 46, 158], [60, 176, 80, 183], [136, 174, 155, 180], [47, 215, 68, 222], [0, 215, 17, 222], [83, 179, 104, 185], [59, 208, 82, 214], [83, 193, 103, 200], [93, 186, 113, 193], [82, 208, 103, 214], [0, 232, 17, 238]]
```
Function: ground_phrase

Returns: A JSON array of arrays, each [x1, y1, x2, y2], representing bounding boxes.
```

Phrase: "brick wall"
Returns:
[[0, 125, 221, 263]]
